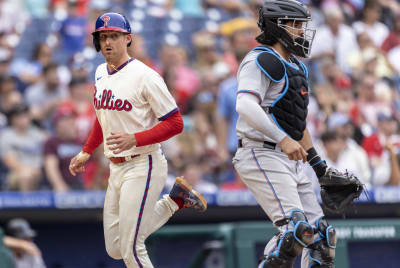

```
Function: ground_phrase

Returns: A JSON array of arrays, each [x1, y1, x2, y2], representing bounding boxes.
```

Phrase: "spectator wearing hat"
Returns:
[[362, 112, 400, 185], [327, 113, 371, 185], [43, 109, 84, 192], [303, 126, 371, 191], [0, 104, 46, 191], [215, 17, 258, 167], [3, 218, 46, 268], [320, 130, 369, 184], [192, 31, 228, 79], [219, 17, 259, 75]]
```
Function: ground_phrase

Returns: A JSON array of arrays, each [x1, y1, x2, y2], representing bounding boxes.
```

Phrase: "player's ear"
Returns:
[[126, 34, 132, 47]]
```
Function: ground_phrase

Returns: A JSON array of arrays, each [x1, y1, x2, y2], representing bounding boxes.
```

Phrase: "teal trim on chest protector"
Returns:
[[252, 47, 290, 136], [254, 47, 286, 83]]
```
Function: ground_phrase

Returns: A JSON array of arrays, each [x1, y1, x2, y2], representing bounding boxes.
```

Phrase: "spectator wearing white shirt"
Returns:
[[352, 0, 389, 47], [387, 45, 400, 73], [311, 5, 359, 74], [327, 113, 371, 186], [320, 130, 370, 185]]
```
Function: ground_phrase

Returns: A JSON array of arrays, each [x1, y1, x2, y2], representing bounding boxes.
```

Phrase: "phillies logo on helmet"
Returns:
[[102, 16, 110, 26]]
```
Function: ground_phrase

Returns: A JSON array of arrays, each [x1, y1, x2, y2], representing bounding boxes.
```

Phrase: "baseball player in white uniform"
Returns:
[[233, 1, 336, 267], [68, 13, 207, 268]]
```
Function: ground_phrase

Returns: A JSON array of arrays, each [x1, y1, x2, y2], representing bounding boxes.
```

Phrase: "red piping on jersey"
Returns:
[[107, 58, 135, 75], [237, 90, 262, 104], [82, 117, 103, 154], [135, 110, 183, 147]]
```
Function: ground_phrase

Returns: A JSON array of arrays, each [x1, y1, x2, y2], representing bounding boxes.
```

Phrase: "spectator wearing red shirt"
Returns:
[[362, 112, 400, 185], [350, 73, 392, 134], [58, 78, 95, 143], [381, 13, 400, 53], [43, 109, 83, 191]]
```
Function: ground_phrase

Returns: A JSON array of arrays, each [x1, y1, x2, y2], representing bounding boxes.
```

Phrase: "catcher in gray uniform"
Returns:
[[233, 1, 363, 267]]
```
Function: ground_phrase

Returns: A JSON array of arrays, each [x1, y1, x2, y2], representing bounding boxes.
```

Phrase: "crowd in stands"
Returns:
[[0, 0, 399, 194]]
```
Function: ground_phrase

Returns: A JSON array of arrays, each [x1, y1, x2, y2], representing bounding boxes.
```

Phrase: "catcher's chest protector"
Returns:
[[255, 47, 309, 141]]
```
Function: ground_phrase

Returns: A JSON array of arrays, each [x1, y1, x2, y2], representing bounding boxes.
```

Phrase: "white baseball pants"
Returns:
[[103, 149, 179, 268], [233, 139, 324, 268]]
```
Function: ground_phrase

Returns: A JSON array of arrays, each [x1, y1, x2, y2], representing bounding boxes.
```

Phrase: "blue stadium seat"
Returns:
[[14, 17, 57, 60]]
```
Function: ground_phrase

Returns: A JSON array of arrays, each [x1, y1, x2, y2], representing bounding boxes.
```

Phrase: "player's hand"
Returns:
[[279, 136, 308, 162], [106, 132, 137, 154], [69, 151, 91, 176]]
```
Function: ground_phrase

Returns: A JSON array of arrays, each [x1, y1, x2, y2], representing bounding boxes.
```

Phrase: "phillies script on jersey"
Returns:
[[94, 88, 133, 111]]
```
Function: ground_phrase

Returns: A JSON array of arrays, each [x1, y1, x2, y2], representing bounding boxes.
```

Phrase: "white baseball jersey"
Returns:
[[93, 58, 178, 158]]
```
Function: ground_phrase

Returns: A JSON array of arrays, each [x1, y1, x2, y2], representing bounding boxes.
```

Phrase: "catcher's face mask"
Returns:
[[277, 18, 316, 58]]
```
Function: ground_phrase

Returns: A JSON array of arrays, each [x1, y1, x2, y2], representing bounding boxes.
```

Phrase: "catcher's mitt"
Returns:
[[319, 168, 364, 213]]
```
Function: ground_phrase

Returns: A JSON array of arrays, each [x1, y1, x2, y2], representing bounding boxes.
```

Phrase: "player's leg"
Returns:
[[118, 152, 168, 268], [136, 148, 206, 238], [233, 148, 314, 267], [138, 150, 178, 237], [103, 164, 124, 260], [234, 148, 303, 223], [143, 176, 207, 237], [297, 172, 336, 268]]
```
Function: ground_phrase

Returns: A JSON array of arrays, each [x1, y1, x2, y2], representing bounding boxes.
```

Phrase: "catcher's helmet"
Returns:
[[257, 0, 315, 58], [92, 12, 132, 52]]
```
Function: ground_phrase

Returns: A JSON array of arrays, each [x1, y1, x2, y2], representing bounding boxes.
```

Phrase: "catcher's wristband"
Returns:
[[306, 147, 328, 178]]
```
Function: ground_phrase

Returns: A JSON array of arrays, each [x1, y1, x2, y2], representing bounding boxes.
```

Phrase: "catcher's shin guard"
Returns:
[[308, 216, 336, 267], [259, 210, 314, 268]]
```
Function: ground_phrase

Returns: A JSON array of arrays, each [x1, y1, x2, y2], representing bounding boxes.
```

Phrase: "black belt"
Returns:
[[238, 139, 277, 150]]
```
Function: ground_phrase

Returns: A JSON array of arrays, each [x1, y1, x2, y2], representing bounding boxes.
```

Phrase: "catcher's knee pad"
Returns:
[[308, 216, 336, 267], [259, 210, 314, 268]]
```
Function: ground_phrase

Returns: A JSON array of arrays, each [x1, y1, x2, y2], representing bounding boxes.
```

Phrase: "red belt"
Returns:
[[109, 155, 140, 164]]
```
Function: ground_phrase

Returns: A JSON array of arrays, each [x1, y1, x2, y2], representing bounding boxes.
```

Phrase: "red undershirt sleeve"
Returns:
[[135, 110, 184, 147], [82, 117, 104, 154]]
